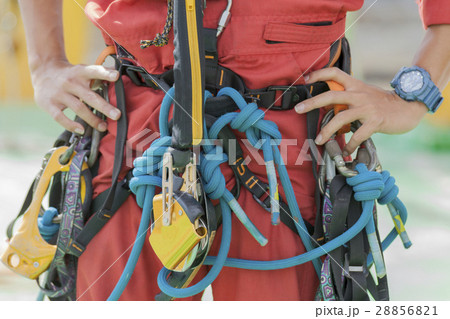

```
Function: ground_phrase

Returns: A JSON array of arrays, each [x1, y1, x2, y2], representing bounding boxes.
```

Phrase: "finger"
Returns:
[[47, 104, 85, 134], [304, 67, 362, 89], [78, 65, 119, 82], [68, 84, 121, 120], [343, 122, 377, 156], [315, 108, 363, 145], [295, 90, 362, 114], [60, 94, 108, 132]]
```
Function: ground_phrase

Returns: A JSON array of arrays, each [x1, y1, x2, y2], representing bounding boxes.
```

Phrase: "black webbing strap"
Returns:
[[121, 59, 330, 116], [328, 175, 387, 301], [83, 172, 132, 223], [328, 175, 352, 300], [345, 196, 369, 301], [68, 57, 129, 257], [374, 222, 390, 301]]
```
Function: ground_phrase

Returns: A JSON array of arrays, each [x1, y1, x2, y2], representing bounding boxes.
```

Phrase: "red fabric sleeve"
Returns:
[[417, 0, 450, 28]]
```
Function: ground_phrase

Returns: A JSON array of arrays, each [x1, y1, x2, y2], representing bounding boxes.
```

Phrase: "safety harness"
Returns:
[[1, 0, 411, 301]]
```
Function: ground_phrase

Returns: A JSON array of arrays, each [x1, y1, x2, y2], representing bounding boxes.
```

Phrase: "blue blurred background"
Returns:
[[0, 0, 449, 300]]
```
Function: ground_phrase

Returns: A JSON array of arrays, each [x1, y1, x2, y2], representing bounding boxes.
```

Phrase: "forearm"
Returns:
[[18, 0, 66, 72], [413, 24, 450, 91]]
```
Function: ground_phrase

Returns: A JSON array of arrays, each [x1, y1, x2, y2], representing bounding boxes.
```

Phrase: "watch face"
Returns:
[[400, 70, 424, 93]]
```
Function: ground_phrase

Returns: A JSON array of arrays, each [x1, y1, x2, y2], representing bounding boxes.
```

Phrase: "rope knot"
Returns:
[[37, 207, 60, 242], [130, 136, 171, 208], [346, 163, 384, 202], [378, 170, 399, 205], [199, 146, 228, 200], [216, 87, 281, 149]]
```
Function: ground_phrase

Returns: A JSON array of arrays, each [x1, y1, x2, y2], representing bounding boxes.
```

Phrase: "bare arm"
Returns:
[[19, 0, 66, 71], [296, 24, 450, 155], [19, 0, 120, 134], [413, 24, 450, 90]]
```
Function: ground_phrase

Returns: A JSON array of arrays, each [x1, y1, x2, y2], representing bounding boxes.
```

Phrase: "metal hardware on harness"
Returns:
[[88, 83, 108, 167], [59, 135, 80, 165], [162, 152, 175, 226], [343, 253, 367, 278], [184, 154, 199, 200], [216, 0, 232, 37], [318, 110, 381, 194], [0, 147, 88, 279], [266, 86, 300, 110], [150, 191, 207, 271], [150, 160, 207, 272], [323, 112, 380, 175]]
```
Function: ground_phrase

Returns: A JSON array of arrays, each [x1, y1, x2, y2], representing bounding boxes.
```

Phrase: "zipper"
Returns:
[[186, 0, 203, 144]]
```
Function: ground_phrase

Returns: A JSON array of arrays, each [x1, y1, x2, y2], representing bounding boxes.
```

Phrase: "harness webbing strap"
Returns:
[[327, 175, 388, 301], [68, 58, 129, 258], [328, 175, 352, 300], [121, 59, 331, 113], [230, 156, 314, 235], [40, 150, 88, 300], [346, 197, 369, 301]]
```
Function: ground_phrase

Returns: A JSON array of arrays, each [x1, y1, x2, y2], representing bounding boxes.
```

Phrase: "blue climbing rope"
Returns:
[[37, 86, 409, 300]]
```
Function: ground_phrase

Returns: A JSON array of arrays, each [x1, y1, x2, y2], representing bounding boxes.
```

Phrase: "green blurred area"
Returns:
[[0, 103, 62, 158]]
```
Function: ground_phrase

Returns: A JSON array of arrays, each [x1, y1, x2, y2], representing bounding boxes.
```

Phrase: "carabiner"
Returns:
[[216, 0, 232, 37], [59, 135, 80, 165], [88, 83, 108, 167], [321, 110, 381, 179]]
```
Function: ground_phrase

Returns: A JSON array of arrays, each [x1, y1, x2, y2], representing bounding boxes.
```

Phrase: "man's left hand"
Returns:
[[295, 67, 428, 156]]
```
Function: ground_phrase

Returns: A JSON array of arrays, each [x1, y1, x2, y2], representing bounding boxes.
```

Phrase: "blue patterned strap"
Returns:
[[319, 186, 337, 301], [320, 256, 337, 301], [39, 150, 87, 300]]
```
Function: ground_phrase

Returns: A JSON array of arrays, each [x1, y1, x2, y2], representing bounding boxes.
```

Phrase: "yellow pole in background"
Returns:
[[0, 0, 89, 102], [427, 85, 450, 127]]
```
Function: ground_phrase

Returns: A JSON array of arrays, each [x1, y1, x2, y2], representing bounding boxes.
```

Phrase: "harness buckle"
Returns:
[[267, 86, 299, 110], [162, 152, 174, 226], [343, 252, 367, 279], [252, 193, 271, 213], [184, 154, 199, 200]]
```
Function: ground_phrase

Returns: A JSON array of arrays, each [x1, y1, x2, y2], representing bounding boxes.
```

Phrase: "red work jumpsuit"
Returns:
[[76, 0, 449, 301]]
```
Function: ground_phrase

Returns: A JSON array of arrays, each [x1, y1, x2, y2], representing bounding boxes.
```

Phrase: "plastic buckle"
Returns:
[[68, 239, 86, 257], [99, 208, 113, 220], [343, 252, 367, 278], [267, 86, 299, 110], [252, 194, 271, 212], [251, 181, 271, 212]]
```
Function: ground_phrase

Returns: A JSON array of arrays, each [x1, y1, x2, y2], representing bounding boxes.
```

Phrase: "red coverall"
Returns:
[[76, 0, 449, 301]]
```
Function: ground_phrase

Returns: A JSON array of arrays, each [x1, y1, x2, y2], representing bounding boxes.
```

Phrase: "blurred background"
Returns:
[[0, 0, 449, 300]]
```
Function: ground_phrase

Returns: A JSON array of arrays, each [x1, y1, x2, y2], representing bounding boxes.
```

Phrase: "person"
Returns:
[[18, 0, 449, 301]]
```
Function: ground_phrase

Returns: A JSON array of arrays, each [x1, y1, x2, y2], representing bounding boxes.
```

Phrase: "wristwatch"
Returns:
[[390, 66, 443, 113]]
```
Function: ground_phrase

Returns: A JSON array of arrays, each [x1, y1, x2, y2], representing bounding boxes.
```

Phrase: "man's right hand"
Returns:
[[31, 60, 121, 135]]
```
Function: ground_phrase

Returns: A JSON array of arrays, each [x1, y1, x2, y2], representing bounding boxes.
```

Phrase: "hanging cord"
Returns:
[[104, 86, 409, 300], [140, 0, 174, 48]]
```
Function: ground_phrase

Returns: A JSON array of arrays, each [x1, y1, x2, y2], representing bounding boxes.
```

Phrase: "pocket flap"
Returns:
[[263, 18, 346, 44]]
